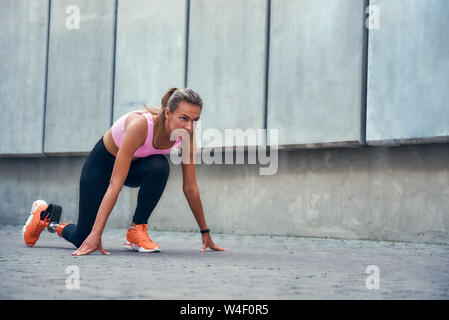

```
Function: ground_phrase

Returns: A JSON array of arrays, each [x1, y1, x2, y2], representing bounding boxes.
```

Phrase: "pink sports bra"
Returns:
[[111, 110, 182, 158]]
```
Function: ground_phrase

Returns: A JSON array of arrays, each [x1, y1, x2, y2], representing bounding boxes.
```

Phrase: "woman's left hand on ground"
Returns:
[[72, 232, 110, 256], [200, 233, 226, 252]]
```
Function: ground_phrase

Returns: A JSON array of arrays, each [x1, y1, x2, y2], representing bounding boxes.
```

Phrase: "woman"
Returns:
[[22, 88, 225, 256]]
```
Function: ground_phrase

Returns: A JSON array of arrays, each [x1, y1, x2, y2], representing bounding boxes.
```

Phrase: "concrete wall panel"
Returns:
[[268, 0, 366, 148], [0, 0, 49, 155], [188, 0, 267, 148], [113, 0, 187, 121], [44, 0, 115, 153], [367, 0, 449, 146]]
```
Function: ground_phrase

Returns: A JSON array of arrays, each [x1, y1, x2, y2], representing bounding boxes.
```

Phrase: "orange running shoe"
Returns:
[[22, 200, 50, 247], [123, 224, 160, 253]]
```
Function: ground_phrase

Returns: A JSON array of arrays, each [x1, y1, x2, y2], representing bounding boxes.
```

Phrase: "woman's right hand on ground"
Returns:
[[72, 232, 109, 256]]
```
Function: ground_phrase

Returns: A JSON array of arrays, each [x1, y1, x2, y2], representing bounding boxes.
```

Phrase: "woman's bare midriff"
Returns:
[[103, 129, 137, 160]]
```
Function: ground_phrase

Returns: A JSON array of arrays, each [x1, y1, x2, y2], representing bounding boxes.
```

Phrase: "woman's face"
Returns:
[[165, 101, 201, 135]]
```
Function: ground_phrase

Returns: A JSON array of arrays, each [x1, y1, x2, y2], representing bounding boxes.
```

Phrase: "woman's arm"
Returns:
[[181, 131, 205, 228], [183, 173, 207, 230], [183, 184, 225, 252], [72, 117, 147, 256], [181, 133, 226, 252], [72, 187, 120, 256]]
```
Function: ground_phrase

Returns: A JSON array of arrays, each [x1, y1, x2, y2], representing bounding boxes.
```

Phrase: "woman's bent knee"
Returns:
[[145, 154, 170, 177]]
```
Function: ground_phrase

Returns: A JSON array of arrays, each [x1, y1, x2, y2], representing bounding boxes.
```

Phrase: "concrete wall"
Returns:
[[44, 0, 115, 154], [188, 0, 267, 149], [1, 1, 448, 244], [113, 0, 187, 121], [2, 0, 448, 153], [367, 0, 449, 146], [268, 0, 366, 149], [0, 0, 49, 156]]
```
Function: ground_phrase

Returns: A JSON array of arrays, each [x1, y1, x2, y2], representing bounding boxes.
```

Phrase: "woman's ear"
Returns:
[[165, 107, 171, 119]]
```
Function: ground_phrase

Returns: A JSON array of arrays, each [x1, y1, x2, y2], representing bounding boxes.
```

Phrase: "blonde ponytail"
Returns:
[[142, 87, 179, 118], [142, 103, 162, 116]]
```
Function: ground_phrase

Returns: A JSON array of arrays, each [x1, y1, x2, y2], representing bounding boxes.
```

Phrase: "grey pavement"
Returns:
[[1, 225, 448, 300]]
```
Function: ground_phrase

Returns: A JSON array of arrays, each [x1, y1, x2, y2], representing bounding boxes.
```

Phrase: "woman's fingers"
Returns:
[[72, 246, 85, 256], [72, 245, 109, 256], [212, 244, 226, 251], [73, 247, 91, 256], [70, 234, 109, 256], [201, 242, 227, 252], [72, 242, 94, 256]]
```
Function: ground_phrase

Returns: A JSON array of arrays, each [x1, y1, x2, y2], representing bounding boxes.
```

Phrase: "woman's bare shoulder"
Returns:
[[123, 112, 148, 145], [125, 111, 148, 128]]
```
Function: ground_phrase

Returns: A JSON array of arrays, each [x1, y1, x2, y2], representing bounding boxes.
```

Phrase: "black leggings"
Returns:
[[62, 136, 170, 248]]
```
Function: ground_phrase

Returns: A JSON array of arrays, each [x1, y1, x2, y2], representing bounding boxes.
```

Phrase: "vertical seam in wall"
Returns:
[[264, 0, 271, 148], [42, 0, 52, 156], [184, 0, 190, 87], [110, 0, 119, 126], [361, 0, 370, 146]]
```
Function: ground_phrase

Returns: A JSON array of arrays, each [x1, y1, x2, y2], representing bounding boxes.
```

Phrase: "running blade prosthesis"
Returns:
[[44, 204, 62, 233]]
